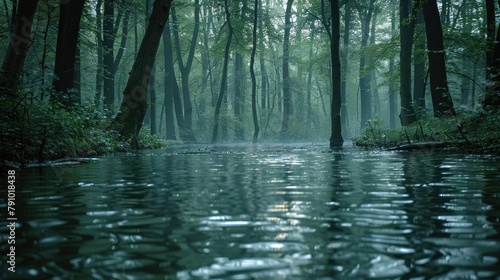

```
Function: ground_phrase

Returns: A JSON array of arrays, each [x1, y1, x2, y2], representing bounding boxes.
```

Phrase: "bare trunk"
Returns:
[[112, 0, 173, 148], [399, 0, 417, 125], [421, 0, 455, 116], [0, 0, 39, 94], [52, 0, 85, 108], [250, 0, 260, 143], [211, 0, 233, 144], [280, 0, 294, 140], [329, 0, 343, 147]]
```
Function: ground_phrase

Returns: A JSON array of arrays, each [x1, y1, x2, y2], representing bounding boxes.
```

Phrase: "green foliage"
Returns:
[[354, 112, 500, 154], [0, 91, 169, 168]]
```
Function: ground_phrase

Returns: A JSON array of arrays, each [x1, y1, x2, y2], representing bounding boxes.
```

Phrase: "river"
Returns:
[[2, 143, 499, 279]]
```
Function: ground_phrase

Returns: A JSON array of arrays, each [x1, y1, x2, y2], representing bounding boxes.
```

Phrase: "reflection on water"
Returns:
[[1, 144, 499, 279]]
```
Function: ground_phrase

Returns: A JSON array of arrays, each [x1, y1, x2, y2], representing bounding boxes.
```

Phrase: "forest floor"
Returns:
[[0, 95, 172, 170], [353, 110, 500, 155]]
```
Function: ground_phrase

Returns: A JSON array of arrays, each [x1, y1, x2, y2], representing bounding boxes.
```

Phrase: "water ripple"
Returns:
[[6, 144, 500, 279]]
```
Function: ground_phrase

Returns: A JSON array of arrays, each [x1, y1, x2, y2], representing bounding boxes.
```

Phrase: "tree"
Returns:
[[484, 0, 500, 111], [250, 0, 260, 143], [163, 21, 176, 140], [51, 0, 86, 108], [112, 0, 173, 148], [172, 0, 199, 142], [95, 0, 103, 108], [399, 0, 417, 125], [420, 0, 455, 116], [388, 0, 397, 128], [211, 0, 233, 144], [0, 0, 39, 94], [280, 0, 294, 140], [413, 10, 426, 111], [329, 0, 343, 147], [356, 0, 376, 128], [341, 0, 352, 136], [101, 0, 130, 114]]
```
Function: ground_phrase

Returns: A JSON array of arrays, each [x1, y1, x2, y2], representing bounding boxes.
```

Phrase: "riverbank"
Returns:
[[0, 96, 172, 170], [353, 111, 500, 155]]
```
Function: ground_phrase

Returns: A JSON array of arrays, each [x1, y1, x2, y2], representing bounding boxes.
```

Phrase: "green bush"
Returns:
[[1, 92, 169, 168], [354, 111, 500, 154]]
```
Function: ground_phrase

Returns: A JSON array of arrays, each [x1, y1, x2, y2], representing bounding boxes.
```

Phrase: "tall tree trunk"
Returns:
[[112, 0, 173, 148], [163, 21, 176, 140], [388, 0, 397, 128], [0, 0, 39, 94], [144, 0, 152, 127], [421, 0, 455, 116], [260, 55, 268, 110], [357, 0, 376, 128], [399, 0, 417, 125], [306, 22, 315, 134], [484, 0, 500, 111], [40, 0, 53, 100], [211, 0, 232, 144], [74, 35, 81, 105], [341, 1, 351, 137], [149, 64, 157, 135], [103, 0, 115, 113], [95, 0, 103, 108], [370, 8, 379, 116], [329, 0, 343, 147], [413, 9, 426, 112], [234, 52, 245, 141], [460, 2, 472, 107], [172, 0, 199, 142], [250, 0, 260, 143], [52, 0, 85, 108], [280, 0, 294, 140]]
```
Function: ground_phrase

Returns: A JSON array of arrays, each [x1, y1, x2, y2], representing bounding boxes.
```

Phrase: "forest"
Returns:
[[1, 0, 500, 166]]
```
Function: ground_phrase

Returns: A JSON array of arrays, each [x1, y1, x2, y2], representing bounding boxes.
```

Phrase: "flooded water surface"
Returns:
[[2, 144, 500, 279]]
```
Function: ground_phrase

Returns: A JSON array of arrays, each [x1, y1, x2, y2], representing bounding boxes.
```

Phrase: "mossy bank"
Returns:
[[354, 110, 500, 155]]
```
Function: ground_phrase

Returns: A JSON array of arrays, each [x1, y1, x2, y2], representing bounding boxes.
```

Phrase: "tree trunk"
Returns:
[[52, 0, 85, 108], [172, 0, 199, 142], [250, 0, 260, 143], [95, 0, 103, 108], [370, 8, 379, 116], [341, 1, 351, 137], [163, 21, 176, 140], [388, 0, 397, 129], [399, 0, 417, 125], [306, 22, 315, 134], [421, 0, 455, 116], [280, 0, 294, 140], [112, 0, 173, 148], [0, 0, 39, 94], [234, 52, 245, 141], [260, 54, 268, 110], [211, 0, 232, 144], [357, 0, 376, 128], [149, 63, 157, 135], [74, 36, 81, 105], [413, 9, 426, 112], [329, 0, 343, 147], [484, 0, 500, 111], [103, 0, 115, 113]]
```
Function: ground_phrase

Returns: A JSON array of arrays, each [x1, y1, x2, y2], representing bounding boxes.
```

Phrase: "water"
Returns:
[[1, 143, 499, 279]]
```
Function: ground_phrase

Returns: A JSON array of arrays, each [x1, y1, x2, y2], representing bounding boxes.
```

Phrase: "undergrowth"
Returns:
[[1, 92, 169, 168], [354, 110, 500, 154]]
